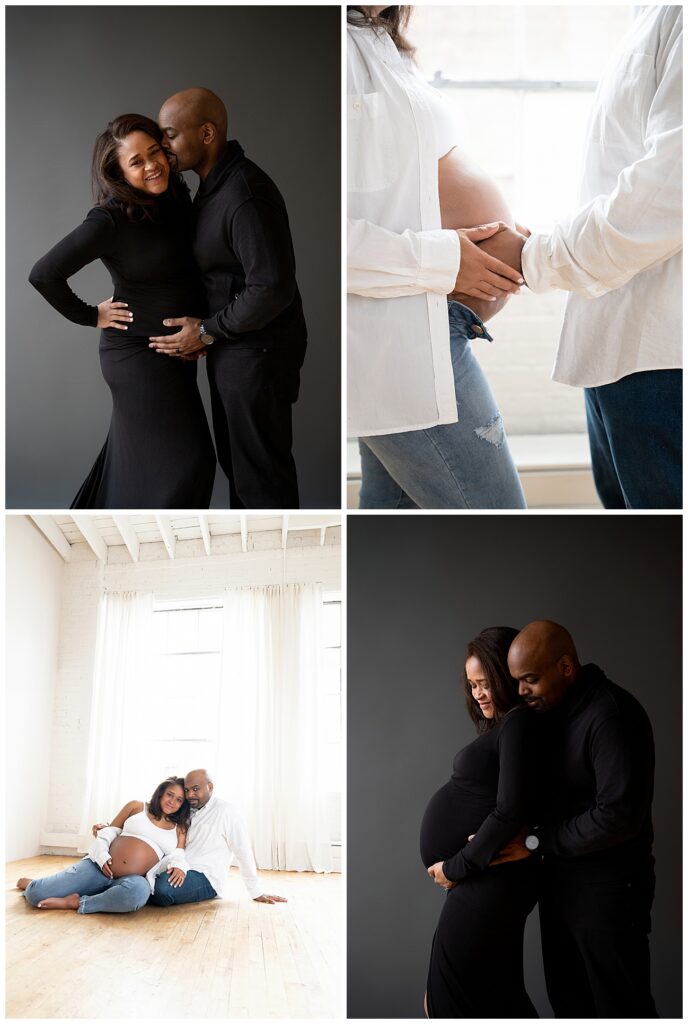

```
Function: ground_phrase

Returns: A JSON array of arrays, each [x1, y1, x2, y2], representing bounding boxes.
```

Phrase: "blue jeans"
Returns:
[[585, 369, 682, 509], [23, 857, 150, 914], [358, 302, 526, 509], [149, 869, 217, 907]]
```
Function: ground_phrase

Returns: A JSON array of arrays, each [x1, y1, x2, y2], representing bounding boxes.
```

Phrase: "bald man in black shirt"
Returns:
[[508, 620, 658, 1019], [151, 88, 307, 509]]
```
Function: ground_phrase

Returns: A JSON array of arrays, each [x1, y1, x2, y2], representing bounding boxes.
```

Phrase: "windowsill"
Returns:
[[347, 435, 601, 509]]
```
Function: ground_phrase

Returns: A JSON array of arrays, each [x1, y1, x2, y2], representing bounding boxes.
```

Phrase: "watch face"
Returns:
[[525, 835, 539, 851]]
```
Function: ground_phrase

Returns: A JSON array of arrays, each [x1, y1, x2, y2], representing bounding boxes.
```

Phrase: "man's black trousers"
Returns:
[[539, 860, 658, 1018], [207, 342, 305, 509]]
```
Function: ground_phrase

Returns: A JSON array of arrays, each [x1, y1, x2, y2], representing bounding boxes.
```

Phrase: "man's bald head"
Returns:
[[184, 768, 214, 808], [158, 88, 228, 176], [508, 620, 581, 712]]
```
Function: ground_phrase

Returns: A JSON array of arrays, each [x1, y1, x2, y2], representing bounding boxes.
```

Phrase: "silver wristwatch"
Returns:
[[525, 833, 540, 851], [199, 321, 215, 345]]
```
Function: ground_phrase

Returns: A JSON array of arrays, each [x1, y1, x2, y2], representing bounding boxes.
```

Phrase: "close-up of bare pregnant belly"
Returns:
[[439, 147, 516, 322], [108, 836, 161, 877]]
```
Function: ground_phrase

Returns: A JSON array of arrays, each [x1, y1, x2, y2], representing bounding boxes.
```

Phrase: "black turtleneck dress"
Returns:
[[29, 186, 216, 509], [419, 707, 539, 1018]]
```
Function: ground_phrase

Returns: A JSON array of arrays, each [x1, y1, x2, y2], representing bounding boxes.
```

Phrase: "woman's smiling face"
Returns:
[[466, 655, 495, 719], [117, 131, 170, 194], [160, 784, 185, 817]]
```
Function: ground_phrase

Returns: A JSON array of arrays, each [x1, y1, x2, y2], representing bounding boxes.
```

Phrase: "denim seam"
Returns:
[[420, 429, 472, 508]]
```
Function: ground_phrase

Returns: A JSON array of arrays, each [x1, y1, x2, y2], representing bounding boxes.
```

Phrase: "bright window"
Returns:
[[407, 5, 635, 437], [118, 595, 343, 844]]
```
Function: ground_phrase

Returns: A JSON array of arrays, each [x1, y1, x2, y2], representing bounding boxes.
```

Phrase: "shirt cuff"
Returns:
[[521, 233, 558, 293], [242, 872, 265, 900], [88, 835, 116, 868], [203, 313, 224, 340], [522, 232, 610, 298], [416, 229, 461, 294], [535, 824, 554, 856]]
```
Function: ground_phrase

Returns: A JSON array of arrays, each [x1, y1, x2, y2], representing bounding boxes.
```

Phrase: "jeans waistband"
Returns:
[[447, 299, 494, 342]]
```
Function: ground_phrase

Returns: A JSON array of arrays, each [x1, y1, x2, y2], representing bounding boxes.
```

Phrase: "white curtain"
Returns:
[[77, 591, 153, 851], [216, 583, 333, 872]]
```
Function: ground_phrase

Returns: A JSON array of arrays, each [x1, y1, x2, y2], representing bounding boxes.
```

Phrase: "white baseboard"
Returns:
[[40, 832, 82, 851]]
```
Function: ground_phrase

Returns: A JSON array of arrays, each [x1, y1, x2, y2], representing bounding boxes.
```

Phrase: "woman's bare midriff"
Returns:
[[108, 835, 161, 877], [438, 147, 515, 323]]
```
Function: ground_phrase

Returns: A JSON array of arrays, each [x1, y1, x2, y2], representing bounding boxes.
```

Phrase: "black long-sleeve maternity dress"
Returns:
[[29, 187, 216, 508], [420, 706, 539, 1018]]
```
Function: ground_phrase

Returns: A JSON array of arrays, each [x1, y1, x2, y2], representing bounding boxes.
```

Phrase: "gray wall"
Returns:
[[347, 515, 682, 1018], [7, 6, 340, 509]]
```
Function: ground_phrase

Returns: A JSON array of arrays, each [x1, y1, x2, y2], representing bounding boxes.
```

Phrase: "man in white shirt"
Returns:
[[502, 6, 682, 508], [150, 769, 286, 907]]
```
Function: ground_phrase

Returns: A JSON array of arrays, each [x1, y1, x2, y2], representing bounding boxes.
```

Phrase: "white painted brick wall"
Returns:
[[45, 530, 342, 835], [473, 289, 587, 436]]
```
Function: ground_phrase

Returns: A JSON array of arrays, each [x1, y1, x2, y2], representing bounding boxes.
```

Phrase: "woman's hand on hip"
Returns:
[[97, 297, 133, 330], [100, 858, 114, 879], [427, 861, 455, 890], [454, 223, 524, 302]]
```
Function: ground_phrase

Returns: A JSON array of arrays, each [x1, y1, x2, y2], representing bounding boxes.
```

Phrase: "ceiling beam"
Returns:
[[71, 515, 108, 563], [30, 516, 72, 562], [282, 515, 289, 549], [112, 516, 140, 563], [240, 515, 248, 553], [198, 515, 211, 556], [156, 516, 176, 560]]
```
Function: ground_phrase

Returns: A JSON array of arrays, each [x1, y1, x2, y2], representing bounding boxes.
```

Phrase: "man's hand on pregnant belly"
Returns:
[[454, 223, 524, 302], [149, 316, 205, 357], [427, 861, 456, 890], [487, 826, 531, 866], [476, 226, 528, 282]]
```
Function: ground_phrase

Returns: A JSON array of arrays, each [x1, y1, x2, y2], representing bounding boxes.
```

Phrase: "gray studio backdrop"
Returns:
[[348, 515, 682, 1019], [6, 6, 340, 509]]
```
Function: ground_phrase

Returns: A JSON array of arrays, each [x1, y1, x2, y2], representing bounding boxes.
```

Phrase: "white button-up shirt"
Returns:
[[522, 5, 682, 388], [347, 19, 462, 437], [165, 794, 263, 899]]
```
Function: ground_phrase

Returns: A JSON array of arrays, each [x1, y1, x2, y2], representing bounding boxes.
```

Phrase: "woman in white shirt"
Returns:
[[348, 6, 528, 508], [18, 777, 190, 913]]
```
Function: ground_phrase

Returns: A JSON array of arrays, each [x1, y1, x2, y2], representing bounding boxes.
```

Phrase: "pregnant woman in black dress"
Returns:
[[420, 626, 539, 1018], [29, 113, 216, 508]]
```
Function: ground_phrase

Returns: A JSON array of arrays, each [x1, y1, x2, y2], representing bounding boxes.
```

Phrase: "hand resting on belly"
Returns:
[[439, 147, 527, 323]]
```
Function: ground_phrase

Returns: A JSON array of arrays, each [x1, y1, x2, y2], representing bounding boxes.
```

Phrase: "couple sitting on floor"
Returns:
[[18, 769, 285, 913]]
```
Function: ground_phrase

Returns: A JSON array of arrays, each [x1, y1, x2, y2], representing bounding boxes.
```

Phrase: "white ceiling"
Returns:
[[30, 514, 341, 563]]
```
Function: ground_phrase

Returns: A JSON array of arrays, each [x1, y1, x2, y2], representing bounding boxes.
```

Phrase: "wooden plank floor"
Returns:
[[6, 855, 341, 1019]]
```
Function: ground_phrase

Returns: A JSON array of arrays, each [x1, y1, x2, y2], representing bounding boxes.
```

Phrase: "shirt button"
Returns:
[[353, 101, 362, 111], [473, 324, 484, 336]]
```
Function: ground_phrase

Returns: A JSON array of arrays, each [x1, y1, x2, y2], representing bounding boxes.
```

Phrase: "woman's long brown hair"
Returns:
[[347, 6, 415, 56]]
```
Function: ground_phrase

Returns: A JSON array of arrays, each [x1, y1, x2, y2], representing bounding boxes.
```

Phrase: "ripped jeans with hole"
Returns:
[[358, 301, 526, 509]]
